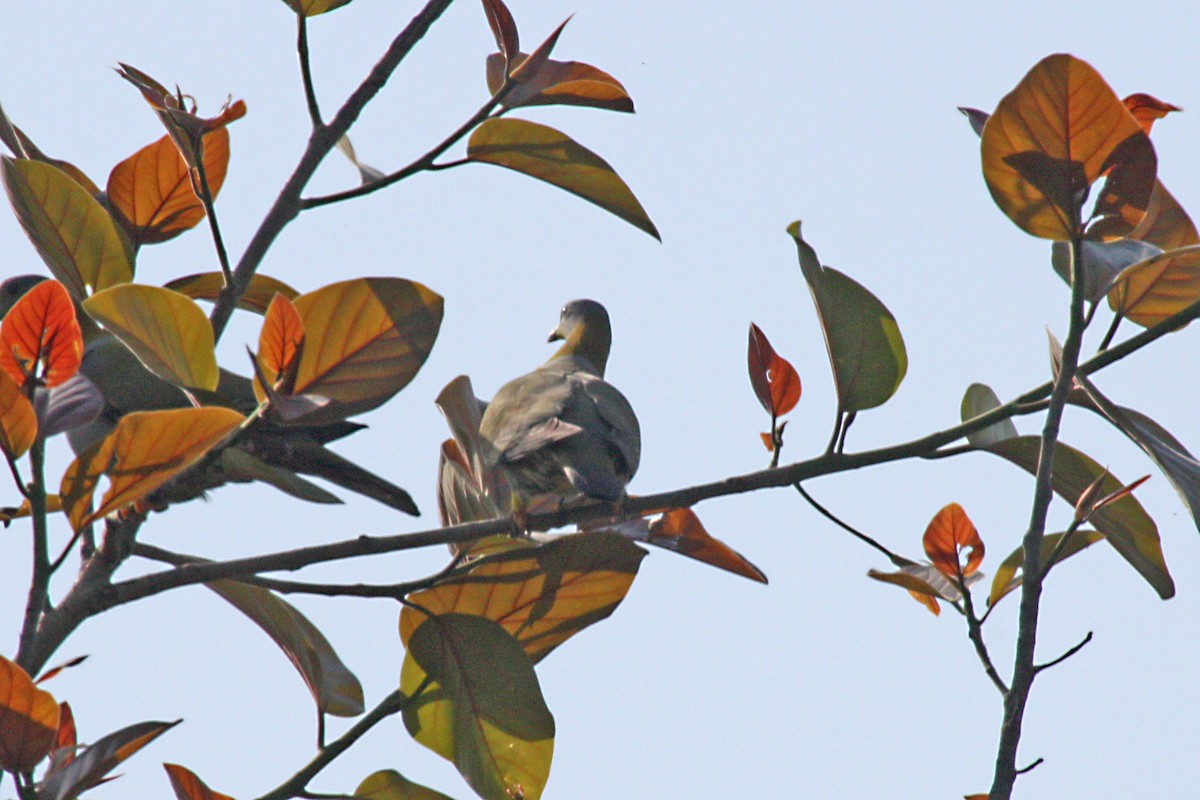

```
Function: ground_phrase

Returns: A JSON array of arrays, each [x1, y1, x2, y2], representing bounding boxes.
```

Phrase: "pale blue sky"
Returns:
[[3, 2, 1200, 798]]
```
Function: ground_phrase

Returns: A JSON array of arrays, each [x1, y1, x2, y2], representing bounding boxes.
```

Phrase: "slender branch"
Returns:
[[16, 439, 49, 672], [1097, 312, 1123, 352], [4, 452, 27, 498], [209, 0, 457, 342], [793, 482, 905, 565], [990, 233, 1089, 799], [296, 13, 323, 128], [1016, 757, 1044, 775], [1034, 630, 1093, 673], [194, 158, 233, 284], [255, 689, 404, 800], [961, 578, 1009, 695], [47, 528, 83, 575], [301, 90, 508, 210]]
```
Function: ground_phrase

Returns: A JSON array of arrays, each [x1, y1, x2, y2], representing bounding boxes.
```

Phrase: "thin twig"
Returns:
[[1016, 757, 1044, 776], [793, 482, 906, 566], [1097, 312, 1123, 352], [961, 579, 1009, 695], [296, 13, 323, 128], [1034, 631, 1093, 674], [194, 159, 233, 284], [16, 439, 49, 672]]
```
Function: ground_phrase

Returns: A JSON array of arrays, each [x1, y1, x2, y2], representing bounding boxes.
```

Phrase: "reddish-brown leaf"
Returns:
[[0, 654, 60, 772], [648, 508, 768, 583], [1123, 93, 1182, 136], [747, 323, 801, 417], [923, 502, 985, 579], [486, 53, 634, 112], [481, 0, 519, 64], [509, 18, 569, 85], [106, 129, 230, 245], [47, 701, 76, 775], [0, 279, 82, 388], [164, 763, 236, 800], [256, 293, 306, 401]]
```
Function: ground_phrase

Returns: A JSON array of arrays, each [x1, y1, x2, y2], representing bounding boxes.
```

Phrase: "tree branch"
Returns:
[[296, 13, 323, 128], [1034, 630, 1093, 673]]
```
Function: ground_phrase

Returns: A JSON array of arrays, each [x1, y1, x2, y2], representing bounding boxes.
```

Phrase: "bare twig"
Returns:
[[15, 439, 49, 672], [1034, 631, 1094, 674], [1016, 757, 1044, 776], [961, 579, 1009, 695], [296, 13, 323, 128], [793, 482, 906, 566]]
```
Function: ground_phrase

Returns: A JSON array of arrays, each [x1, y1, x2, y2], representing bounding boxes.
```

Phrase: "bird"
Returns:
[[0, 274, 420, 515], [478, 299, 640, 515]]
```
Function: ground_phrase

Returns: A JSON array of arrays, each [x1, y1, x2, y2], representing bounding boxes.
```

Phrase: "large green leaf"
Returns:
[[401, 613, 554, 800], [2, 156, 133, 300], [787, 222, 906, 414], [984, 436, 1173, 598], [468, 118, 659, 240]]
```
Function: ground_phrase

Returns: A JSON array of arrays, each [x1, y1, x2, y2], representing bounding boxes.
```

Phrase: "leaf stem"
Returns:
[[193, 156, 233, 285], [793, 482, 906, 566], [1097, 312, 1123, 352], [960, 576, 1009, 695], [296, 13, 323, 128]]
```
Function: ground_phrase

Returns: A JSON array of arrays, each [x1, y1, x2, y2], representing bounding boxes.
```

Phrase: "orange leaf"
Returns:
[[759, 431, 774, 451], [648, 508, 768, 583], [106, 129, 230, 245], [487, 54, 634, 112], [163, 271, 299, 314], [47, 701, 76, 775], [747, 322, 801, 417], [982, 54, 1156, 240], [0, 279, 82, 388], [923, 502, 985, 579], [255, 293, 306, 401], [1107, 245, 1200, 328], [400, 531, 646, 663], [0, 654, 60, 772], [164, 763, 236, 800], [1123, 93, 1181, 136], [63, 407, 244, 529], [0, 368, 36, 458]]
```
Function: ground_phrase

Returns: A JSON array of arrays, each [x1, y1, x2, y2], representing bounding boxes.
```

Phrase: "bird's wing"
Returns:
[[578, 373, 641, 479]]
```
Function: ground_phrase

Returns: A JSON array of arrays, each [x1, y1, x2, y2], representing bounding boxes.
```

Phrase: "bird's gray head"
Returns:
[[0, 274, 49, 319], [547, 299, 613, 377]]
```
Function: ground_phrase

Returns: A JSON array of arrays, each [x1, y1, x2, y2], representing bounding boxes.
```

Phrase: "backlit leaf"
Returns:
[[1050, 239, 1162, 303], [982, 54, 1156, 240], [2, 156, 133, 299], [164, 763, 236, 800], [106, 129, 230, 245], [164, 271, 299, 315], [486, 53, 634, 112], [747, 323, 801, 417], [0, 278, 83, 388], [960, 383, 1017, 448], [481, 0, 519, 65], [39, 719, 178, 800], [787, 221, 906, 414], [0, 368, 36, 458], [985, 436, 1173, 598], [401, 530, 646, 663], [206, 579, 364, 716], [0, 654, 59, 772], [255, 293, 306, 402], [67, 407, 244, 529], [47, 701, 76, 775], [1123, 93, 1181, 135], [1126, 181, 1199, 251], [867, 564, 978, 616], [401, 613, 554, 800], [59, 434, 116, 531], [988, 529, 1104, 606], [923, 502, 984, 580], [646, 508, 768, 583], [290, 278, 443, 423], [283, 0, 353, 15], [0, 103, 101, 196], [1106, 244, 1200, 328], [83, 284, 218, 391], [468, 118, 659, 240], [353, 769, 456, 800]]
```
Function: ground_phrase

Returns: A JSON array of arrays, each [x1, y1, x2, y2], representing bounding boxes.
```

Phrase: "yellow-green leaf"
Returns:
[[353, 769, 455, 800], [163, 271, 299, 315], [400, 531, 646, 663], [282, 0, 353, 15], [467, 118, 658, 240], [0, 654, 59, 772], [981, 53, 1156, 240], [985, 436, 1173, 598], [401, 613, 554, 800], [290, 278, 443, 423], [83, 284, 218, 391], [2, 156, 133, 300], [788, 221, 907, 414], [206, 579, 364, 717], [988, 530, 1104, 607]]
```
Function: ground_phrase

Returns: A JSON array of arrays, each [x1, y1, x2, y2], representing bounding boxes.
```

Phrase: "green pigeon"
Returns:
[[0, 274, 420, 515], [479, 299, 640, 509]]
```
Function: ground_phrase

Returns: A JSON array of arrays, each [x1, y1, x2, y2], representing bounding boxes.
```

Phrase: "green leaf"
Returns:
[[989, 529, 1104, 606], [787, 221, 907, 414], [83, 284, 218, 391], [353, 769, 456, 800], [207, 579, 365, 717], [467, 118, 659, 240], [2, 156, 133, 300], [960, 383, 1018, 448], [401, 613, 554, 800], [281, 0, 353, 16], [984, 436, 1173, 598]]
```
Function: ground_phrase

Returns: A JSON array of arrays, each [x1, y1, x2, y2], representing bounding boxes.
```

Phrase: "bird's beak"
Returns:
[[547, 325, 565, 343]]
